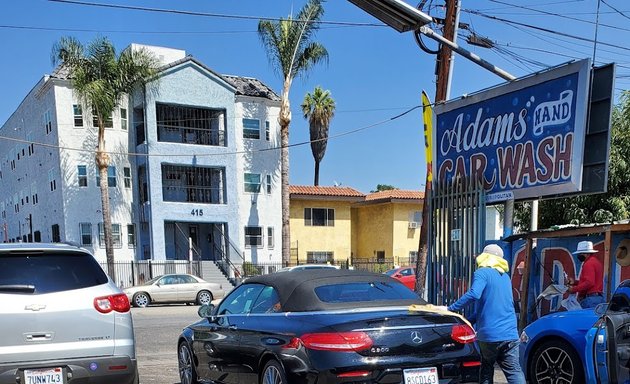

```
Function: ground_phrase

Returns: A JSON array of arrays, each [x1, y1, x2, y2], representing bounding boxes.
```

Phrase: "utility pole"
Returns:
[[416, 0, 460, 298]]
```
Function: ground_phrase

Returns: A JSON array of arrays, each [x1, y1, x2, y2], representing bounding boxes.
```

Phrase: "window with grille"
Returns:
[[304, 208, 335, 226], [244, 173, 261, 193], [307, 251, 334, 263], [161, 164, 225, 204], [156, 103, 226, 146], [243, 118, 260, 139], [80, 223, 92, 245], [245, 226, 263, 248], [98, 223, 122, 248], [77, 165, 88, 187]]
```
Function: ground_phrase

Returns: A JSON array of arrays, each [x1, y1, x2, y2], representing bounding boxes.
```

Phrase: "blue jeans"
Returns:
[[580, 294, 605, 309], [478, 340, 526, 384]]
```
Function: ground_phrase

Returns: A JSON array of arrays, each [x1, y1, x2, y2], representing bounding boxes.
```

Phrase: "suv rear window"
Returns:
[[0, 252, 108, 294], [314, 281, 419, 303]]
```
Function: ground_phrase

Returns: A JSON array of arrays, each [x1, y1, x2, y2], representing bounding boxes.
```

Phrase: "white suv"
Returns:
[[0, 243, 138, 384]]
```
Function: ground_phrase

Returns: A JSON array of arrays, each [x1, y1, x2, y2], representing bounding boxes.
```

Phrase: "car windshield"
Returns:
[[145, 276, 162, 285], [314, 281, 419, 303], [384, 269, 398, 276]]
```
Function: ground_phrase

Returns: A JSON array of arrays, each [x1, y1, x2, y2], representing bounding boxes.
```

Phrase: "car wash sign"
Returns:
[[434, 59, 591, 202]]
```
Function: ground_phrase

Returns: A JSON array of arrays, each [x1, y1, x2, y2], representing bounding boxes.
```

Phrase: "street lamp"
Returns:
[[348, 0, 432, 32]]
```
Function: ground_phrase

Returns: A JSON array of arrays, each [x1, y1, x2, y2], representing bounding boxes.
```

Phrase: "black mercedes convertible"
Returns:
[[177, 269, 480, 384]]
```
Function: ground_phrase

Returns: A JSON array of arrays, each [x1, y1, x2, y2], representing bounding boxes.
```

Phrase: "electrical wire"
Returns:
[[601, 0, 630, 21]]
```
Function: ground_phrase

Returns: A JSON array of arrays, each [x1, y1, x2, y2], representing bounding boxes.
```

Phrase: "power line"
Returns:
[[47, 0, 385, 28], [0, 24, 260, 35], [601, 0, 630, 21]]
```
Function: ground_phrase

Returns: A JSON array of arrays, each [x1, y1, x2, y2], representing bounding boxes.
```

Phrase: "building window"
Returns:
[[244, 173, 261, 193], [26, 132, 34, 155], [304, 208, 335, 226], [409, 251, 418, 263], [307, 251, 333, 263], [120, 108, 128, 131], [98, 223, 122, 248], [266, 174, 272, 194], [80, 223, 92, 245], [93, 107, 113, 128], [161, 164, 225, 204], [123, 167, 131, 189], [245, 226, 263, 248], [267, 227, 274, 249], [34, 231, 41, 242], [127, 224, 136, 248], [242, 118, 260, 139], [409, 210, 422, 227], [48, 169, 56, 191], [96, 166, 117, 187], [156, 103, 226, 146], [376, 251, 386, 263], [31, 182, 38, 205], [265, 121, 270, 141], [43, 110, 53, 134], [77, 165, 88, 187], [51, 224, 61, 243], [73, 104, 83, 127]]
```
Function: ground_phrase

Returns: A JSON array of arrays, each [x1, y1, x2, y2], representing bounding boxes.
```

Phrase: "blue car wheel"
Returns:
[[529, 339, 584, 384]]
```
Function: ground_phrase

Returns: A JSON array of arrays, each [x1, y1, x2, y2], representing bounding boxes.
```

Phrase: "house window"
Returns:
[[244, 173, 261, 193], [242, 118, 260, 139], [266, 174, 272, 194], [96, 166, 117, 187], [51, 224, 61, 243], [120, 108, 128, 131], [31, 182, 38, 205], [123, 167, 131, 188], [80, 223, 92, 245], [48, 169, 56, 191], [127, 224, 136, 248], [73, 104, 83, 127], [245, 226, 263, 248], [265, 121, 270, 141], [307, 251, 333, 263], [77, 165, 88, 187], [43, 110, 53, 134], [98, 223, 122, 248], [26, 132, 34, 155], [410, 211, 422, 226], [376, 251, 386, 263], [304, 208, 335, 226], [93, 107, 113, 128], [267, 227, 274, 249]]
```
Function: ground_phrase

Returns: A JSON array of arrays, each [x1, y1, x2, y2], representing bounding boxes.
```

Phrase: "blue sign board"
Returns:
[[434, 60, 591, 202]]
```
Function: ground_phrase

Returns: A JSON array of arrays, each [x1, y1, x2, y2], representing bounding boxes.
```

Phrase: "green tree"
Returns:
[[371, 184, 398, 193], [258, 0, 328, 264], [515, 91, 630, 231], [52, 37, 159, 279], [301, 86, 335, 186]]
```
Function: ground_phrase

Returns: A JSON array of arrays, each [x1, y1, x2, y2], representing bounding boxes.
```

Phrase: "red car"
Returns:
[[385, 266, 416, 290]]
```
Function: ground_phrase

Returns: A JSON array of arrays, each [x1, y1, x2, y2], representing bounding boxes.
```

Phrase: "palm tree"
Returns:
[[301, 86, 335, 186], [52, 36, 159, 280], [258, 0, 328, 264]]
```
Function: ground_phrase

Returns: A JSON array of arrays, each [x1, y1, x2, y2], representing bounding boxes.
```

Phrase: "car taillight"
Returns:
[[300, 332, 373, 352], [451, 324, 476, 344], [94, 293, 131, 314]]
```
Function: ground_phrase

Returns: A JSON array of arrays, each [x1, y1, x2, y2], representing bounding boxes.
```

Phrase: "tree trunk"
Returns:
[[280, 78, 292, 266], [314, 161, 320, 186], [95, 117, 116, 281]]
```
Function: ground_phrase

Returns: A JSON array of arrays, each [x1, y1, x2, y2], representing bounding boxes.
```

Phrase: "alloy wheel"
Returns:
[[179, 343, 194, 384], [197, 291, 212, 305], [134, 293, 150, 307], [262, 364, 284, 384], [534, 346, 575, 384]]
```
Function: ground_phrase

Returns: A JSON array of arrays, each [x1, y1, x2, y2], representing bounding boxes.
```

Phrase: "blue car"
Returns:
[[520, 280, 630, 383]]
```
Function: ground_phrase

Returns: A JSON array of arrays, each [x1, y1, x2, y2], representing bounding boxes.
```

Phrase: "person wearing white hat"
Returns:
[[447, 244, 525, 384], [567, 240, 604, 309]]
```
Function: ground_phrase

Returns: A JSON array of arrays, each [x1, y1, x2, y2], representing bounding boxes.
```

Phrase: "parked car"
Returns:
[[177, 269, 480, 384], [384, 266, 416, 290], [277, 263, 341, 272], [124, 273, 225, 307], [0, 243, 138, 384]]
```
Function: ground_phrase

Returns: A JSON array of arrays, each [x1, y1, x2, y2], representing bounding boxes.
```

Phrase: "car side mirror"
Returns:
[[595, 302, 608, 316], [198, 304, 216, 321]]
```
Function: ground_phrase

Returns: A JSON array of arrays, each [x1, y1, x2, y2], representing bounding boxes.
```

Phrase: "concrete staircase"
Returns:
[[201, 261, 235, 292]]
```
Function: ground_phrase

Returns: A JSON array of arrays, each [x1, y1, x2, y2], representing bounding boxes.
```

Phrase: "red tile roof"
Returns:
[[289, 185, 365, 197], [365, 190, 425, 201]]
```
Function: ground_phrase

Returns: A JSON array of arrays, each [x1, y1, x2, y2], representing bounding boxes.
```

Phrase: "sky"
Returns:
[[1, 0, 629, 194]]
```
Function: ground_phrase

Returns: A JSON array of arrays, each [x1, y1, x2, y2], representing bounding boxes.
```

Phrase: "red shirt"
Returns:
[[573, 255, 603, 297]]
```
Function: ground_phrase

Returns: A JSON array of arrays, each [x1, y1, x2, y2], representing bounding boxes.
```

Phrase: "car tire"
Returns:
[[529, 339, 584, 384], [196, 290, 213, 306], [132, 292, 151, 308], [260, 360, 288, 384], [178, 341, 198, 384]]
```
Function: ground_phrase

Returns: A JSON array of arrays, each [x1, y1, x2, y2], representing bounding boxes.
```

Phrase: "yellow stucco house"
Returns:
[[289, 186, 424, 267]]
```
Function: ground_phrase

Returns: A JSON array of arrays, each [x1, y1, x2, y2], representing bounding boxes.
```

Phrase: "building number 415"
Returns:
[[191, 209, 203, 216]]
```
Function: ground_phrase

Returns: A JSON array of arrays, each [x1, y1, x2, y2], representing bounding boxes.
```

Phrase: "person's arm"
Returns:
[[570, 261, 594, 295], [447, 270, 488, 312]]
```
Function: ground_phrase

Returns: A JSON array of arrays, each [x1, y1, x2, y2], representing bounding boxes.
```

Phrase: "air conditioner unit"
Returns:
[[408, 221, 419, 229]]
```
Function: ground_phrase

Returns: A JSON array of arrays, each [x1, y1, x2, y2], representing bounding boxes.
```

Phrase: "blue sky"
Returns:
[[1, 0, 629, 194]]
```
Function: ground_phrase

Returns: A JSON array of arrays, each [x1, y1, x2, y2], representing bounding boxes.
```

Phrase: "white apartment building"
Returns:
[[0, 44, 282, 265]]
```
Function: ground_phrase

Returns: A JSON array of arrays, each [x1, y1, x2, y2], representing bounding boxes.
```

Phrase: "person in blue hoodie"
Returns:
[[447, 244, 525, 384]]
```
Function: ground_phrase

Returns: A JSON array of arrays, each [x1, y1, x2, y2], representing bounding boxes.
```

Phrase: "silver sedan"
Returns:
[[124, 274, 225, 307]]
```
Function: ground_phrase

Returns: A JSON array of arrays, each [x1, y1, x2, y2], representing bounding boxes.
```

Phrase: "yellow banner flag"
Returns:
[[421, 91, 434, 183]]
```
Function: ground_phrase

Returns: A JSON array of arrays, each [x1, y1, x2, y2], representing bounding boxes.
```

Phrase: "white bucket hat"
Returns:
[[572, 241, 598, 255]]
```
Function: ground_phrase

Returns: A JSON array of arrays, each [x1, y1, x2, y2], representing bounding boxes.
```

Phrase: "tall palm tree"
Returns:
[[258, 0, 328, 264], [301, 86, 335, 186], [52, 36, 159, 280]]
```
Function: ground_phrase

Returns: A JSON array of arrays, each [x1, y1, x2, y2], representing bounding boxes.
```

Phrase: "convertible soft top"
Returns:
[[243, 269, 424, 312]]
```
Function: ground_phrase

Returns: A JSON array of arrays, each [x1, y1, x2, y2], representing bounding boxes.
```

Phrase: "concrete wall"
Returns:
[[355, 203, 393, 259]]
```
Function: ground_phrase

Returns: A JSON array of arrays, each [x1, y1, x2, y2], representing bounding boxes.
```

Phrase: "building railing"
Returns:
[[99, 260, 202, 289]]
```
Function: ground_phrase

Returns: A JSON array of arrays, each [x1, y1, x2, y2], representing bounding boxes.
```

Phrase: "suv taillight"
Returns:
[[300, 332, 373, 352], [451, 324, 476, 344], [94, 293, 131, 314]]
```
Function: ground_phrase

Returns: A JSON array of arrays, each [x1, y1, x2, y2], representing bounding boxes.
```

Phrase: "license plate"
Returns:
[[24, 367, 65, 384], [403, 367, 439, 384]]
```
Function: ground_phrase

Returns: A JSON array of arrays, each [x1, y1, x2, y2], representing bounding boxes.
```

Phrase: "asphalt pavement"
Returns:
[[132, 305, 509, 384]]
